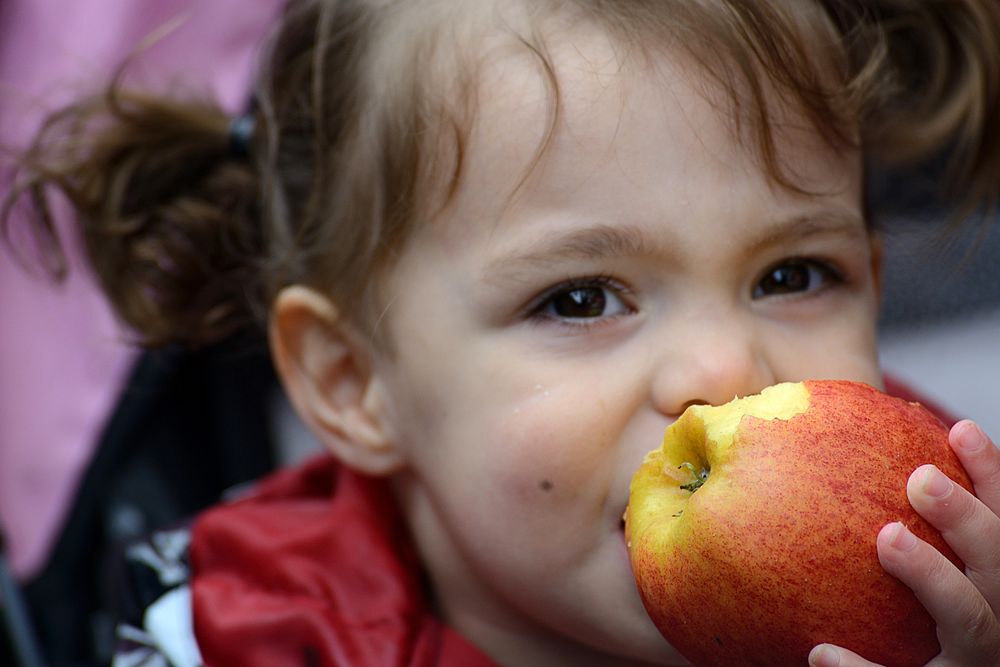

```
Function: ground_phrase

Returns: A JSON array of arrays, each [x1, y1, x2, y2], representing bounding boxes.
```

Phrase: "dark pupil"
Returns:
[[762, 264, 809, 294], [553, 287, 606, 317]]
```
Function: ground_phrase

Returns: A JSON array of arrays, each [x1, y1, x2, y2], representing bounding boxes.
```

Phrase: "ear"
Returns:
[[269, 285, 403, 476]]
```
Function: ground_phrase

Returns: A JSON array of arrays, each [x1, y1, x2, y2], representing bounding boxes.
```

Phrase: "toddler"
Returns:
[[5, 1, 1000, 665]]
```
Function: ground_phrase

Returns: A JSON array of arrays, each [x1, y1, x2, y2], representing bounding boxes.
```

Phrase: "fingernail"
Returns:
[[920, 465, 952, 499], [809, 644, 841, 667], [956, 420, 986, 454], [886, 522, 917, 552]]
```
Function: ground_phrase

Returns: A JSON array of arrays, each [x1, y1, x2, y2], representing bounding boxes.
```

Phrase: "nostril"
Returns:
[[678, 399, 710, 414]]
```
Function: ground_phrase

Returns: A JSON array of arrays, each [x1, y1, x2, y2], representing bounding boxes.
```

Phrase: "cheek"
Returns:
[[491, 385, 616, 504], [770, 313, 881, 386]]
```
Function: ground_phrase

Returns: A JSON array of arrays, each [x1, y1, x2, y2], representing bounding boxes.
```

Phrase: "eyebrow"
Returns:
[[741, 211, 869, 257], [483, 223, 656, 282], [482, 209, 867, 283]]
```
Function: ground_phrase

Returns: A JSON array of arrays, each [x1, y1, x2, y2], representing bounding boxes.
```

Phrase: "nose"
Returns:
[[650, 311, 776, 416]]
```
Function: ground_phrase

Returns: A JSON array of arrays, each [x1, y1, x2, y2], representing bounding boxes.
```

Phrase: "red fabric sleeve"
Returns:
[[189, 457, 496, 667]]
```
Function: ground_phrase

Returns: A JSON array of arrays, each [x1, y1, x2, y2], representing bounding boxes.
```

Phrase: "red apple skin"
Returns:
[[625, 380, 974, 667]]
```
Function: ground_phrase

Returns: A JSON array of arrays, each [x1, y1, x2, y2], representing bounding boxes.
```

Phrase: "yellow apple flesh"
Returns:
[[625, 380, 973, 667]]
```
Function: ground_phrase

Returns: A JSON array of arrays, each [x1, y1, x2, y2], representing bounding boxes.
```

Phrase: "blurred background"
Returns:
[[873, 171, 1000, 437]]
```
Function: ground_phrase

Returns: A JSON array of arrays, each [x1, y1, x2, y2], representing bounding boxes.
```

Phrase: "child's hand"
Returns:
[[809, 420, 1000, 667]]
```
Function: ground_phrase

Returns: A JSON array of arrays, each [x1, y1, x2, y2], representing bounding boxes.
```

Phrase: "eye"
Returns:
[[530, 276, 633, 324], [753, 259, 842, 299]]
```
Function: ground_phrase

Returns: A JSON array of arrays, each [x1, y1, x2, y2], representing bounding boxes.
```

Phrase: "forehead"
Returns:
[[429, 18, 859, 244]]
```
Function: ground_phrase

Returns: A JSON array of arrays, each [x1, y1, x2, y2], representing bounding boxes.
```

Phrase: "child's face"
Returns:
[[370, 32, 882, 666]]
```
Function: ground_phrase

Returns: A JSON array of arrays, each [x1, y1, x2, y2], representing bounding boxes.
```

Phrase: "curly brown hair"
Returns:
[[4, 0, 999, 347]]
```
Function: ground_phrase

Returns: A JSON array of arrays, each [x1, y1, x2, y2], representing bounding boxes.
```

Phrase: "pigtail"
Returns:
[[1, 85, 264, 347], [852, 0, 1000, 213]]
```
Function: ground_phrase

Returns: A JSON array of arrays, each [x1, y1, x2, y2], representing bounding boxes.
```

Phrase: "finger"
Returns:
[[878, 522, 1000, 665], [949, 420, 1000, 513], [906, 463, 1000, 617], [809, 643, 882, 667]]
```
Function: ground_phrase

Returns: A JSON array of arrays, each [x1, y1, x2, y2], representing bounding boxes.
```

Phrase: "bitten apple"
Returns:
[[625, 380, 974, 667]]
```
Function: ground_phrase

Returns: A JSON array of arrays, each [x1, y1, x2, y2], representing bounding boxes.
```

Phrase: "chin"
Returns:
[[584, 536, 688, 665]]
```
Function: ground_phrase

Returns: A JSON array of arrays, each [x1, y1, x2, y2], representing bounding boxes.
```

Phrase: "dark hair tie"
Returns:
[[227, 112, 255, 160]]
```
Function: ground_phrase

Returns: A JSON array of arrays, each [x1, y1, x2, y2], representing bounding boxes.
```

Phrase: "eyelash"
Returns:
[[752, 257, 846, 300], [521, 258, 845, 329], [525, 275, 636, 328]]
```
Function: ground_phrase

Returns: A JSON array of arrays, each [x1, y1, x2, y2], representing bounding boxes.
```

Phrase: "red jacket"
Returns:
[[192, 459, 495, 666]]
